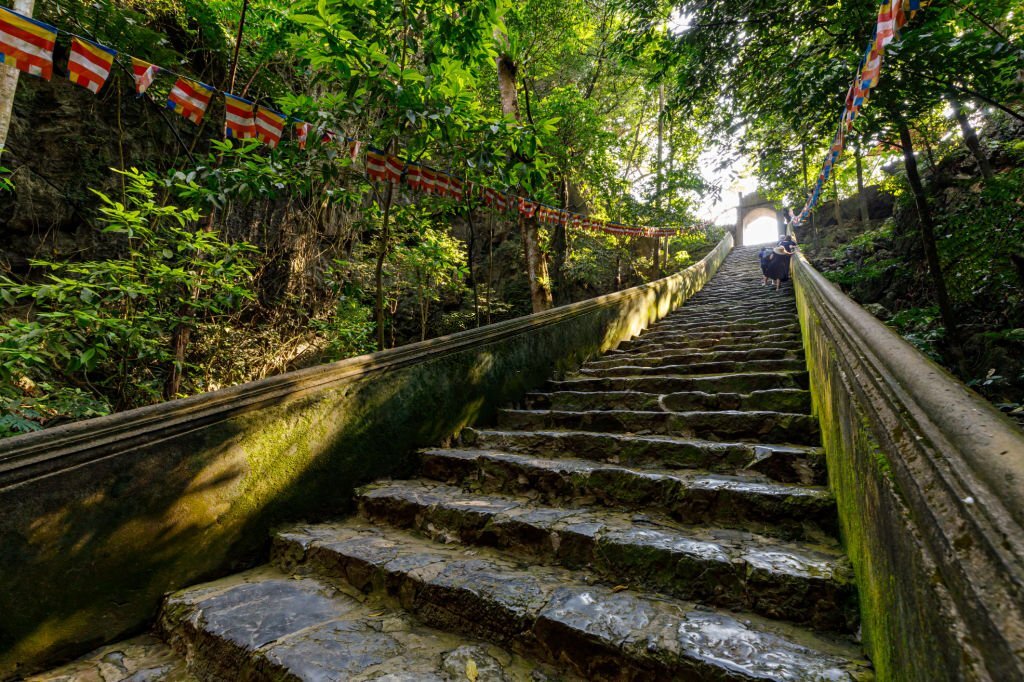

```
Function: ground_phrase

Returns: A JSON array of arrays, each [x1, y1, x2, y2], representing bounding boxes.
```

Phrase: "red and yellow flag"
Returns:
[[68, 37, 115, 94], [167, 77, 214, 124], [0, 6, 57, 80]]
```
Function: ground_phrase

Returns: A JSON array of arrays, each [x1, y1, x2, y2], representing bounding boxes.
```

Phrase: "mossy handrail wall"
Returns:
[[0, 234, 733, 678], [793, 253, 1024, 682]]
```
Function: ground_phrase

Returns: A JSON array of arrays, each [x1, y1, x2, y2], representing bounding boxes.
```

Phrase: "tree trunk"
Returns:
[[0, 0, 35, 152], [374, 179, 396, 351], [496, 50, 551, 312], [949, 93, 994, 180], [854, 142, 870, 223], [893, 109, 960, 346], [487, 213, 494, 324], [832, 174, 844, 230], [551, 176, 570, 305], [466, 198, 480, 326]]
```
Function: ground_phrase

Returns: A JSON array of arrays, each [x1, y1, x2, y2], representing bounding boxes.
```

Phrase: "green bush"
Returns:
[[0, 169, 257, 434]]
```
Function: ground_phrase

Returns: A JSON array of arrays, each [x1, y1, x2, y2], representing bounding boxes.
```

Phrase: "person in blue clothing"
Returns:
[[761, 234, 798, 290]]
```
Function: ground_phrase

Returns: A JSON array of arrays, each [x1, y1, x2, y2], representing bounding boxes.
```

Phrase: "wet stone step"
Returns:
[[26, 635, 195, 682], [547, 372, 810, 396], [584, 347, 803, 369], [419, 448, 837, 541], [523, 387, 812, 415], [355, 481, 855, 631], [273, 524, 872, 680], [649, 316, 797, 334], [496, 409, 821, 446], [157, 565, 559, 682], [608, 338, 803, 356], [622, 327, 802, 346], [463, 428, 826, 485], [577, 357, 809, 377], [654, 312, 797, 328]]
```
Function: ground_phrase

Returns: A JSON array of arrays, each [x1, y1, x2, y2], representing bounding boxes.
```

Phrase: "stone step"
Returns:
[[273, 523, 872, 680], [497, 408, 820, 445], [356, 481, 856, 631], [463, 428, 827, 485], [548, 371, 809, 395], [656, 311, 797, 327], [524, 387, 812, 414], [584, 347, 803, 369], [26, 635, 195, 682], [602, 335, 802, 356], [577, 357, 808, 377], [157, 565, 557, 681], [651, 315, 797, 334], [419, 448, 837, 540], [624, 326, 802, 344]]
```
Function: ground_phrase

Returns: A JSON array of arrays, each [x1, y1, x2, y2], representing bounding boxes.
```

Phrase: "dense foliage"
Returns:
[[0, 0, 1020, 433]]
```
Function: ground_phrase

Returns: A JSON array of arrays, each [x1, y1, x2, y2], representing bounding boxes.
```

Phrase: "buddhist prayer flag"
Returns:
[[0, 6, 57, 79], [167, 77, 214, 124], [294, 121, 311, 150], [255, 106, 286, 147], [384, 155, 404, 183], [448, 176, 464, 201], [365, 151, 388, 182], [131, 57, 159, 94], [68, 37, 115, 93], [223, 93, 256, 140], [405, 164, 424, 191]]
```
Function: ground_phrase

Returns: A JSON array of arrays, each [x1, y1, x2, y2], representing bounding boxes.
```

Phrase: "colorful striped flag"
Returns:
[[224, 93, 256, 140], [384, 155, 404, 183], [295, 121, 311, 150], [365, 151, 389, 182], [434, 172, 451, 197], [167, 77, 214, 124], [0, 6, 57, 80], [131, 57, 159, 94], [405, 164, 424, 191], [68, 37, 115, 94], [448, 176, 464, 201], [518, 198, 537, 219], [255, 106, 286, 147]]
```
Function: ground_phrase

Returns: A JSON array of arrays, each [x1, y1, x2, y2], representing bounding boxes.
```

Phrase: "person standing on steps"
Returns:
[[763, 233, 798, 290]]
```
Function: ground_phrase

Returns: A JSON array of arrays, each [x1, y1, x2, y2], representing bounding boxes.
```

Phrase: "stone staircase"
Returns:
[[36, 246, 873, 681]]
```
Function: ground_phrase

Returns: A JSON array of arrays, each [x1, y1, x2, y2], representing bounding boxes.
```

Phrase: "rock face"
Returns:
[[33, 246, 873, 681]]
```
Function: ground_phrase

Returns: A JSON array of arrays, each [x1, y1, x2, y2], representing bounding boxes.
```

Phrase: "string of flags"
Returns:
[[792, 0, 921, 228], [0, 4, 710, 239]]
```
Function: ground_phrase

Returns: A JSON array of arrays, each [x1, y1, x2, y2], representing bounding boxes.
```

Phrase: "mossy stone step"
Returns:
[[578, 357, 808, 377], [26, 636, 194, 682], [496, 409, 820, 446], [419, 448, 836, 540], [584, 346, 803, 369], [157, 566, 554, 681], [357, 480, 856, 631], [651, 315, 797, 333], [619, 327, 802, 346], [463, 428, 826, 484], [549, 371, 809, 395], [273, 523, 873, 681], [524, 387, 812, 414], [655, 312, 797, 329], [609, 338, 803, 356]]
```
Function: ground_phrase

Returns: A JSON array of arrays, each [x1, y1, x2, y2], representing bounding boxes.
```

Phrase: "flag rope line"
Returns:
[[0, 4, 714, 238]]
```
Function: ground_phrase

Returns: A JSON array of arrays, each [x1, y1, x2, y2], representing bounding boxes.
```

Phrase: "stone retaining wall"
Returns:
[[793, 253, 1024, 682], [0, 235, 732, 678]]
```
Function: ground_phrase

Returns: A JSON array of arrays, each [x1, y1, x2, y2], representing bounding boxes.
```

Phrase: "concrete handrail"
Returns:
[[793, 252, 1024, 681], [0, 234, 733, 678]]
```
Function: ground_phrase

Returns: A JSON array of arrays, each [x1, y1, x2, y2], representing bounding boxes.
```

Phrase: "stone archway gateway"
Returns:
[[734, 190, 787, 246]]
